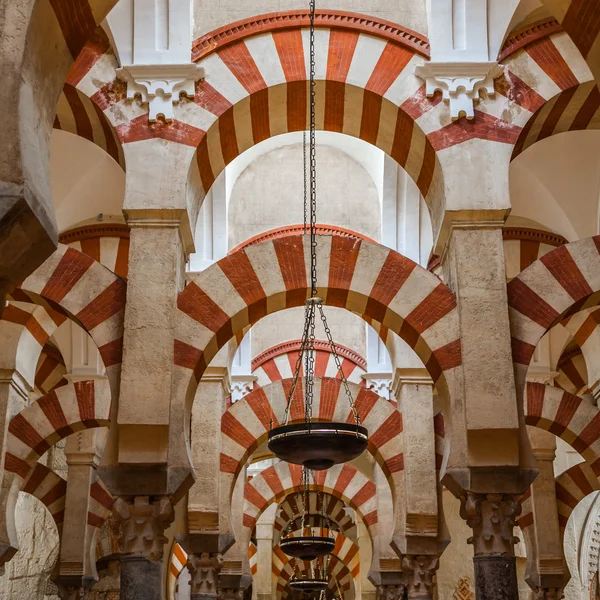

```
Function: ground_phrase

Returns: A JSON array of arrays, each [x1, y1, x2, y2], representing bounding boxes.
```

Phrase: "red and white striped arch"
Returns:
[[541, 0, 600, 84], [4, 379, 111, 482], [0, 302, 68, 388], [21, 463, 67, 531], [221, 377, 402, 502], [502, 226, 568, 281], [13, 244, 127, 377], [555, 462, 600, 532], [59, 223, 130, 281], [244, 462, 377, 537], [274, 491, 358, 543], [168, 542, 188, 600], [555, 343, 589, 394], [561, 307, 600, 392], [524, 382, 600, 472], [33, 343, 68, 400], [252, 340, 367, 388], [507, 236, 600, 395], [175, 234, 461, 421], [273, 533, 358, 600]]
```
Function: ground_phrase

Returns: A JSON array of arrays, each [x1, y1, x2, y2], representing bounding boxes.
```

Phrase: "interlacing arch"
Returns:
[[220, 377, 402, 501], [175, 234, 460, 450]]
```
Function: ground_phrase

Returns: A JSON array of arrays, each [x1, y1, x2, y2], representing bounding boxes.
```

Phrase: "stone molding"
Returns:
[[117, 63, 204, 122], [415, 61, 498, 121], [230, 375, 257, 403], [402, 554, 439, 597], [501, 227, 567, 247], [460, 493, 521, 556], [498, 18, 563, 62], [201, 366, 232, 395], [191, 10, 430, 61], [579, 492, 600, 590], [188, 552, 223, 596], [113, 496, 174, 561], [59, 223, 130, 244], [251, 339, 367, 372], [229, 223, 377, 254]]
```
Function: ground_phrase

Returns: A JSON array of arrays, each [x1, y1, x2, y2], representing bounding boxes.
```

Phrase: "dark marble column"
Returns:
[[460, 493, 521, 600], [113, 495, 174, 600]]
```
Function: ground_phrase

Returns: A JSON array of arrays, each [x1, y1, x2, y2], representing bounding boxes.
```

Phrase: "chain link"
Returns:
[[280, 0, 360, 428]]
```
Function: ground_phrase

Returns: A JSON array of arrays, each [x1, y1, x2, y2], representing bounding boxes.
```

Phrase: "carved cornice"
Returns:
[[251, 339, 367, 372], [192, 10, 430, 62], [498, 17, 563, 62], [229, 224, 377, 254], [59, 223, 130, 244], [501, 227, 568, 247]]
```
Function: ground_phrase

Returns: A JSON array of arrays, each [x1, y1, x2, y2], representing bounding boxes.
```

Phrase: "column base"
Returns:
[[120, 554, 162, 600], [473, 555, 518, 600]]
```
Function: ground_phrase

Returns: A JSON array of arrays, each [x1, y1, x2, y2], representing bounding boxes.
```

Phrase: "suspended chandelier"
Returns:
[[289, 554, 330, 594], [267, 0, 368, 471], [280, 468, 335, 561]]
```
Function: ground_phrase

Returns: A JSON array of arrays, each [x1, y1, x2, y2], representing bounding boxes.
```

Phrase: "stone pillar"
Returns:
[[255, 506, 275, 600], [525, 429, 567, 598], [0, 368, 31, 564], [113, 495, 175, 600], [189, 367, 230, 539], [101, 207, 195, 500], [460, 493, 521, 600], [56, 430, 103, 594], [441, 221, 535, 600], [375, 582, 406, 600]]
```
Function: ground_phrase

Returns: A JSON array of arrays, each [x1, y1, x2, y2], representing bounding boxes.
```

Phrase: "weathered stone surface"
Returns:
[[473, 555, 519, 600]]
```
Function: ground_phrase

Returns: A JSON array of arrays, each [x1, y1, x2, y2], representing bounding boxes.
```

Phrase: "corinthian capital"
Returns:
[[376, 584, 406, 600], [113, 496, 174, 561], [402, 555, 438, 598], [460, 492, 521, 556]]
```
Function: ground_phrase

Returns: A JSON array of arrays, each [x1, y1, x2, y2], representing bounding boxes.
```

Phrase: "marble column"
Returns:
[[113, 495, 175, 600], [254, 506, 275, 600]]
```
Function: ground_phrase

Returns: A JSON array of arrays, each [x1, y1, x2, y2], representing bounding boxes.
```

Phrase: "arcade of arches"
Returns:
[[2, 0, 600, 599]]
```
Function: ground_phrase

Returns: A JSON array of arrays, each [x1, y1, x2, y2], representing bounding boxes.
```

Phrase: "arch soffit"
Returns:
[[176, 233, 461, 417]]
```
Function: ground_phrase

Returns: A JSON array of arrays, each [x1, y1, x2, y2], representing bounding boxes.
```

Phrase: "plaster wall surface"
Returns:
[[192, 0, 428, 39], [227, 143, 381, 249], [50, 131, 126, 233], [250, 307, 367, 359]]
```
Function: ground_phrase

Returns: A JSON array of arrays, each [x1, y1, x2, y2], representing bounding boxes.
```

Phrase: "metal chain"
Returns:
[[303, 130, 308, 234], [309, 0, 318, 299], [318, 304, 360, 424]]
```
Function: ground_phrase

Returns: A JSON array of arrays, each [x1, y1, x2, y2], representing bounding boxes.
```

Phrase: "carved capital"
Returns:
[[188, 552, 223, 596], [117, 64, 204, 122], [218, 588, 244, 600], [415, 62, 498, 120], [402, 555, 438, 598], [230, 376, 257, 403], [376, 584, 406, 600], [113, 496, 174, 561], [460, 492, 521, 556], [533, 588, 564, 600], [56, 585, 89, 600]]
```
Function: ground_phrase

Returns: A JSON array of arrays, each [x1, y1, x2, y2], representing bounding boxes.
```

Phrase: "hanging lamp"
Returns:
[[267, 0, 368, 472], [280, 468, 335, 561], [289, 555, 330, 594]]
